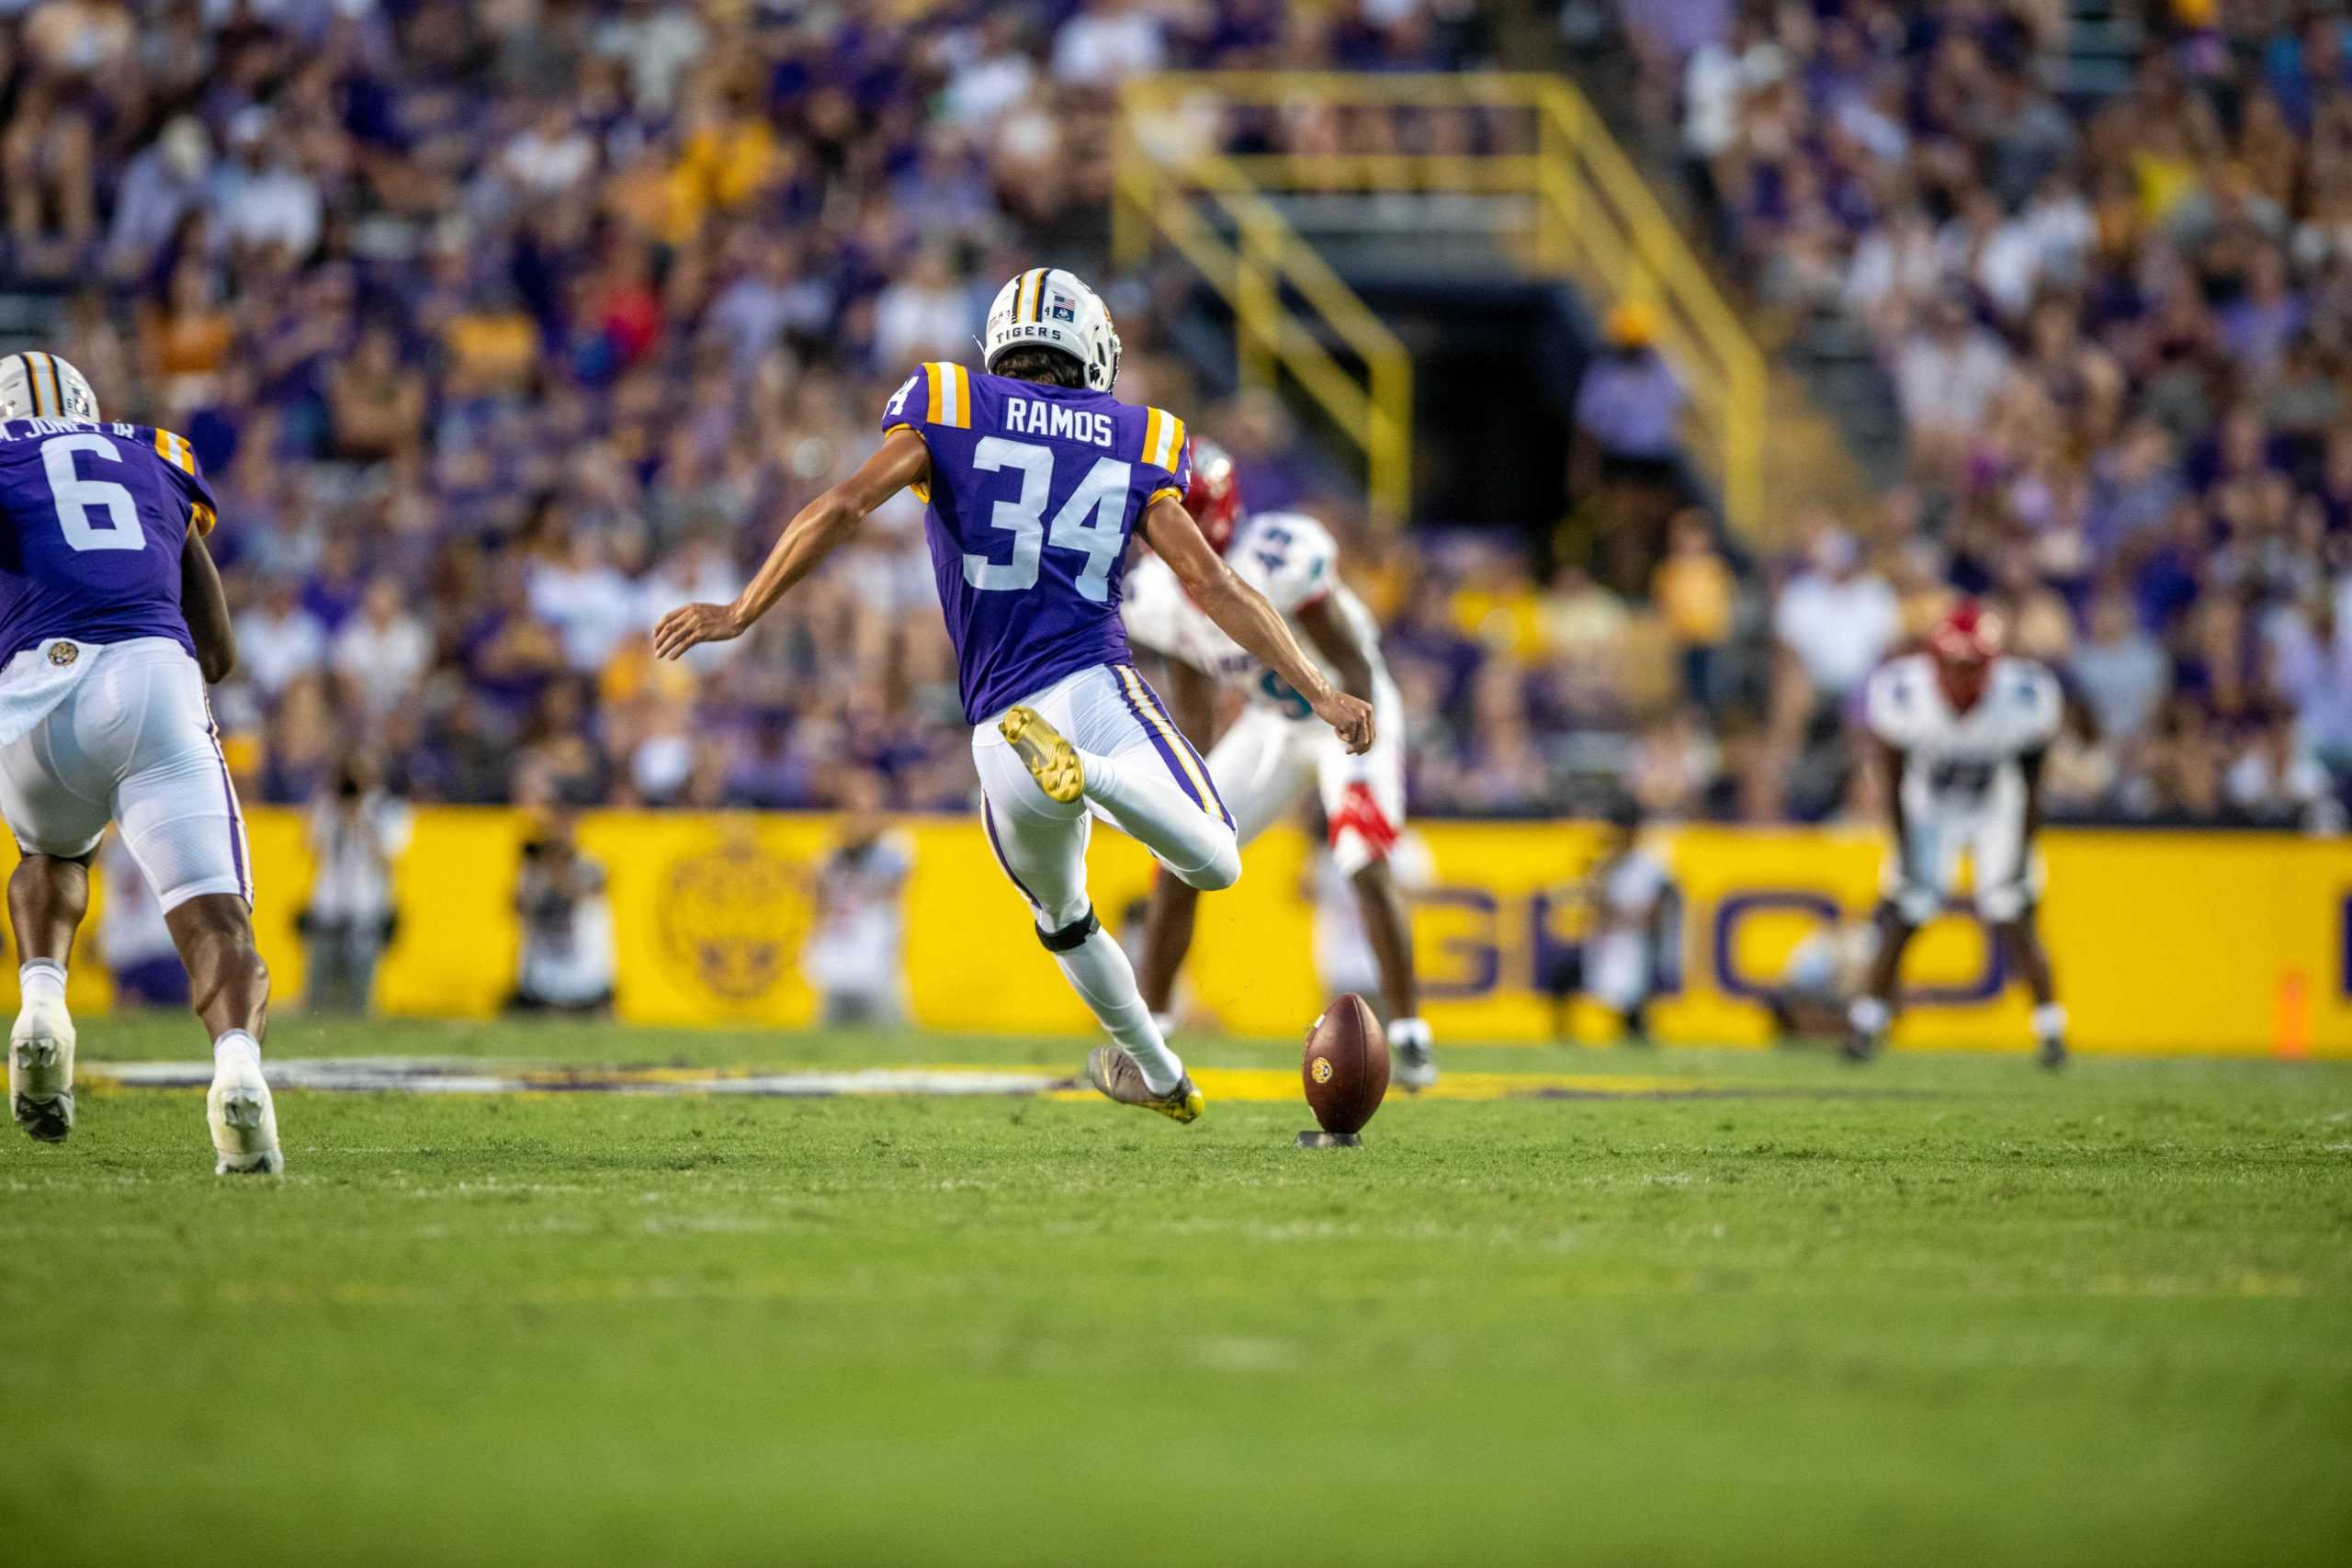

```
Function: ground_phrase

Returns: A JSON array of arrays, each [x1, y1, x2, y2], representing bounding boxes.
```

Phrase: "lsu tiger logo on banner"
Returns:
[[0, 810, 2338, 1056]]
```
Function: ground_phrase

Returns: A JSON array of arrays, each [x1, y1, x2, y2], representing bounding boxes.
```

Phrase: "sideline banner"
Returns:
[[1, 809, 2342, 1055]]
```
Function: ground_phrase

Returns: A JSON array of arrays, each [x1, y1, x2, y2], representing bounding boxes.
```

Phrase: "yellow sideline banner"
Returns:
[[0, 810, 2344, 1056]]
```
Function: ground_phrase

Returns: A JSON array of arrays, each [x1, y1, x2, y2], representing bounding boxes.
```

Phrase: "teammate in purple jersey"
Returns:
[[657, 266, 1372, 1122], [0, 352, 280, 1174]]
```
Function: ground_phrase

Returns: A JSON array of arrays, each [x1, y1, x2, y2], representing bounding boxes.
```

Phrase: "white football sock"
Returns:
[[1849, 996, 1890, 1034], [1076, 749, 1238, 891], [1387, 1016, 1431, 1051], [1051, 925, 1183, 1094], [1151, 1011, 1180, 1043], [213, 1029, 261, 1067], [18, 960, 66, 1008], [2031, 1002, 2066, 1043]]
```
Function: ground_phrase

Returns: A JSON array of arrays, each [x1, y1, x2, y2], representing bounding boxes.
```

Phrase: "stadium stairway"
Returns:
[[1114, 69, 1864, 549], [1536, 6, 1889, 511]]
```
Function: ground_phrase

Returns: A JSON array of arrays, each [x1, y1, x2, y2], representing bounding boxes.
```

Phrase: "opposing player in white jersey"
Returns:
[[0, 352, 280, 1171], [1122, 442, 1434, 1088], [1846, 602, 2068, 1066], [655, 268, 1371, 1123]]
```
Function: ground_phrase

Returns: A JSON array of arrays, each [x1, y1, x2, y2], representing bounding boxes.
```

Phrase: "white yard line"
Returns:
[[82, 1059, 1072, 1099]]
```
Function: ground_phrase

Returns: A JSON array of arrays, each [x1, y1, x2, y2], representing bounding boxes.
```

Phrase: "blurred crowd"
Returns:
[[0, 0, 1492, 821], [6, 0, 2346, 830], [1578, 0, 2352, 828]]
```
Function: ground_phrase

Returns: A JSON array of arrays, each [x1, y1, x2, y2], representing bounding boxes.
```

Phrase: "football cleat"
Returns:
[[2038, 1036, 2068, 1071], [1084, 1045, 1204, 1124], [1001, 705, 1084, 805], [9, 1000, 76, 1145], [208, 1044, 283, 1176], [1840, 1026, 1882, 1065], [1392, 1037, 1438, 1092]]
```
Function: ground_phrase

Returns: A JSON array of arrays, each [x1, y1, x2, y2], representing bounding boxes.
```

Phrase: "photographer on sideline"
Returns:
[[508, 808, 616, 1015], [299, 758, 412, 1015]]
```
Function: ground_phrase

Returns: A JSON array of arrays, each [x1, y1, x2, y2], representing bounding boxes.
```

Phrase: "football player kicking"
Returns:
[[1120, 443, 1435, 1088], [0, 353, 280, 1172], [1846, 602, 2068, 1067], [655, 268, 1371, 1122]]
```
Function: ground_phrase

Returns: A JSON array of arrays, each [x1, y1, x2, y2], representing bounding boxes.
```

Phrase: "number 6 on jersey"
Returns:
[[42, 434, 144, 553]]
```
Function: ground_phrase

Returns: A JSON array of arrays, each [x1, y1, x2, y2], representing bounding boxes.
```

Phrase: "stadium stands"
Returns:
[[2, 0, 2341, 828], [1589, 0, 2348, 827]]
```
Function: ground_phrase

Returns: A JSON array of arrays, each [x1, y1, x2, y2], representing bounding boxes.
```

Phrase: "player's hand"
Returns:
[[652, 602, 745, 660], [1315, 691, 1375, 755]]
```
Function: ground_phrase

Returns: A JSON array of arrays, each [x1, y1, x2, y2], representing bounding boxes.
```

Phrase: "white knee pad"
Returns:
[[1975, 878, 2034, 924], [1886, 878, 1943, 927]]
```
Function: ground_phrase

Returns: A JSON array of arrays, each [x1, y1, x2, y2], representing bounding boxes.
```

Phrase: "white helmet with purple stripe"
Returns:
[[0, 351, 100, 422], [982, 267, 1121, 392]]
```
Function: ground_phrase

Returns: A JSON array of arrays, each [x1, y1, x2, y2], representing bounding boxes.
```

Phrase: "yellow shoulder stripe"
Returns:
[[922, 363, 972, 430], [153, 428, 198, 475], [1141, 409, 1184, 471]]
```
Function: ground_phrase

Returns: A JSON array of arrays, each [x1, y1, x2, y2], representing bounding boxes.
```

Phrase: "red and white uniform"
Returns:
[[1123, 511, 1407, 874], [1863, 652, 2063, 923]]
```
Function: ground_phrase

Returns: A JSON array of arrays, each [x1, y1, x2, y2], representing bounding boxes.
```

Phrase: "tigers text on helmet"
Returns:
[[983, 267, 1122, 392], [1183, 436, 1241, 552], [0, 352, 100, 422]]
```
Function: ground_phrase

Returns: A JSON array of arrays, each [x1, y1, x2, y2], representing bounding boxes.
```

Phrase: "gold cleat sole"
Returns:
[[1156, 1082, 1206, 1123], [1001, 705, 1083, 805], [1084, 1045, 1205, 1124]]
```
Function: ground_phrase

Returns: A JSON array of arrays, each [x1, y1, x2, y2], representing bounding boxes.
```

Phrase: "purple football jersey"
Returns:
[[881, 363, 1191, 722], [0, 418, 217, 660]]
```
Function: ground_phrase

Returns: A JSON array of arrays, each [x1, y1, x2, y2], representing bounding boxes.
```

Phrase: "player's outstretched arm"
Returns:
[[654, 428, 929, 660], [1295, 594, 1377, 704], [1137, 495, 1374, 754], [179, 529, 235, 683]]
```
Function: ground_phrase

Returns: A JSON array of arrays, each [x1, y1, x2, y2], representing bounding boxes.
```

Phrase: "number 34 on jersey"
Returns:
[[879, 360, 1189, 725]]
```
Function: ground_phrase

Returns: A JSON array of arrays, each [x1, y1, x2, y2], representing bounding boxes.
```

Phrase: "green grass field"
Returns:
[[4, 1016, 2348, 1565]]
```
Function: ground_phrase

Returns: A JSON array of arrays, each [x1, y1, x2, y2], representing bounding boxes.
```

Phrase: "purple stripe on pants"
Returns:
[[981, 799, 1040, 908], [1111, 667, 1207, 815], [1120, 666, 1234, 829], [205, 705, 250, 901]]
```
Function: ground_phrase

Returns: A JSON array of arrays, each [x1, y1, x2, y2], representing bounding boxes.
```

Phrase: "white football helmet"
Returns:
[[0, 352, 100, 422], [982, 267, 1122, 392]]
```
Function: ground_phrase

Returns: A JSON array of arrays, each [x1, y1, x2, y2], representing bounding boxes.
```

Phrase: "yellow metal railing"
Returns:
[[1112, 130, 1415, 524], [1113, 72, 1768, 536]]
